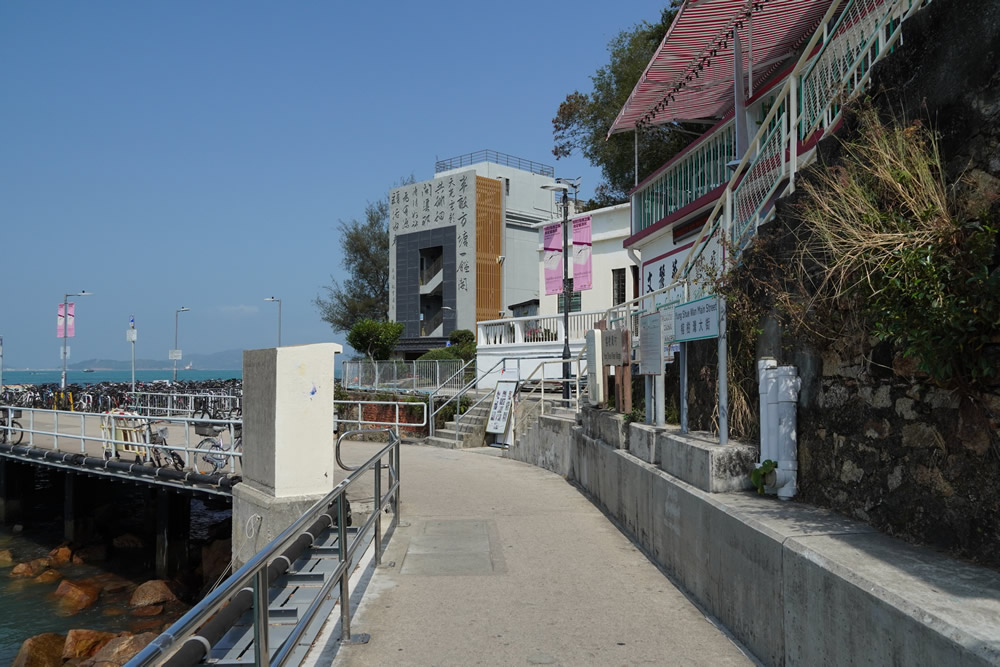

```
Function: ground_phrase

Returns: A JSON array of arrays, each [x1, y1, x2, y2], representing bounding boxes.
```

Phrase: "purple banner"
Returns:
[[543, 223, 563, 296], [572, 215, 592, 291]]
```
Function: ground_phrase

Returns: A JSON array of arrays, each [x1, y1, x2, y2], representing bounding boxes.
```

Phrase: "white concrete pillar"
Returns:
[[232, 342, 342, 565]]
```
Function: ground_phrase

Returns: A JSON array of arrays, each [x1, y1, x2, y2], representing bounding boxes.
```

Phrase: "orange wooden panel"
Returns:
[[475, 177, 503, 322]]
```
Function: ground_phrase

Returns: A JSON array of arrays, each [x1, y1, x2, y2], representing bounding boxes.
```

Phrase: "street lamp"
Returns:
[[265, 297, 282, 347], [541, 179, 580, 400], [173, 307, 190, 382], [61, 291, 92, 390]]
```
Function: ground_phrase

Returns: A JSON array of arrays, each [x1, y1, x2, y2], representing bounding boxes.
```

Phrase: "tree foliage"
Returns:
[[553, 4, 695, 207], [315, 176, 414, 333], [346, 319, 404, 362]]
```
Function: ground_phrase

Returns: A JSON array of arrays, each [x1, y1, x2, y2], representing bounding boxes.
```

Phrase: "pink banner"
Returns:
[[543, 223, 563, 296], [57, 303, 75, 338], [572, 215, 593, 291]]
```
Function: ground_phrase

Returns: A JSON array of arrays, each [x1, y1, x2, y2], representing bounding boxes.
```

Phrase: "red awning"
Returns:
[[609, 0, 832, 135]]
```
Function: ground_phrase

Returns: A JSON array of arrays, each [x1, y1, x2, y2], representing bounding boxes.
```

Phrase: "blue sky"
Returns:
[[1, 1, 666, 368]]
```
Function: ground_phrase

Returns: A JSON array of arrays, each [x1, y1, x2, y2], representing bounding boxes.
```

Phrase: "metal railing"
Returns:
[[477, 310, 606, 347], [126, 391, 242, 418], [614, 0, 930, 348], [131, 430, 401, 666], [440, 354, 587, 443], [512, 351, 590, 435], [341, 359, 467, 393], [0, 405, 242, 477], [421, 309, 444, 336], [419, 254, 444, 285], [632, 119, 737, 234], [334, 399, 427, 435], [434, 149, 555, 177]]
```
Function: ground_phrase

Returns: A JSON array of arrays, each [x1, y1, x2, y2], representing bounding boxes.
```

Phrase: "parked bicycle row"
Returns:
[[0, 379, 242, 417]]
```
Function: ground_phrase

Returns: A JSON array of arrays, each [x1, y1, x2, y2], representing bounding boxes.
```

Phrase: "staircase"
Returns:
[[424, 402, 491, 449]]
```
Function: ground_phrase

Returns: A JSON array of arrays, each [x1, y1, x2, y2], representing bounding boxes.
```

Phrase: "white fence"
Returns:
[[341, 359, 467, 393]]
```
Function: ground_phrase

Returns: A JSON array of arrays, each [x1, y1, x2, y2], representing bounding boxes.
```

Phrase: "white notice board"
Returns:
[[486, 380, 518, 434], [639, 312, 664, 376]]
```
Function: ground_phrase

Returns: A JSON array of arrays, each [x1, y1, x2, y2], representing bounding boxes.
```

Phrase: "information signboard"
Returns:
[[486, 380, 518, 434], [674, 296, 720, 342], [660, 302, 677, 345], [639, 313, 663, 375], [602, 329, 625, 366]]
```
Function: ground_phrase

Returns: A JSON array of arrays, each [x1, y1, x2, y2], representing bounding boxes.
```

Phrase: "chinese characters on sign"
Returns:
[[602, 329, 625, 366], [486, 380, 518, 434], [543, 223, 562, 296], [572, 215, 593, 291], [673, 296, 720, 342]]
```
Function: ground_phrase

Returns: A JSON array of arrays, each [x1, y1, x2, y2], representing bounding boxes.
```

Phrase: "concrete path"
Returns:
[[317, 444, 754, 666]]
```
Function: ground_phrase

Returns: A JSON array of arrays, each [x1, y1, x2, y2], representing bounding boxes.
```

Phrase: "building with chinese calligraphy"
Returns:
[[388, 150, 560, 357]]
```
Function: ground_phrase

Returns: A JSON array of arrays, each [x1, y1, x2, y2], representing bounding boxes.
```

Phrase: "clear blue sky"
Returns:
[[1, 1, 666, 368]]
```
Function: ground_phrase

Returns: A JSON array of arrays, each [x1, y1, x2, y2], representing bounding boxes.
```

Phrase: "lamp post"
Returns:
[[265, 297, 282, 347], [173, 307, 190, 382], [541, 180, 579, 400], [61, 291, 92, 390]]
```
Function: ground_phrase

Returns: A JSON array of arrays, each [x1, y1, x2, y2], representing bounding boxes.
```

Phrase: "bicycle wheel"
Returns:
[[195, 438, 227, 475], [8, 421, 21, 446]]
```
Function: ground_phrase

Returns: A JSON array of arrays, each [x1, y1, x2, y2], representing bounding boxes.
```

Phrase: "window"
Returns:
[[612, 268, 626, 306], [557, 291, 582, 314]]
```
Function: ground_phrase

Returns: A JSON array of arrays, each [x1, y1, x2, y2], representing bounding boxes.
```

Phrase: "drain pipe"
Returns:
[[757, 358, 778, 490], [773, 366, 801, 500]]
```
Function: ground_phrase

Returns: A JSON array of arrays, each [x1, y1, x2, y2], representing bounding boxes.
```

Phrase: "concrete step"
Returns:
[[424, 435, 475, 449], [444, 420, 486, 433]]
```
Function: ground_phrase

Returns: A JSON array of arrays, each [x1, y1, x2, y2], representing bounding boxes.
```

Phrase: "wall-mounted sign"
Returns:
[[602, 329, 625, 366], [674, 296, 720, 342]]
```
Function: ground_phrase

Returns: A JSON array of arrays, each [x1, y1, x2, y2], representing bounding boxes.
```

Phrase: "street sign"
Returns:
[[60, 346, 70, 360], [168, 349, 182, 361], [126, 329, 137, 342], [674, 296, 720, 342]]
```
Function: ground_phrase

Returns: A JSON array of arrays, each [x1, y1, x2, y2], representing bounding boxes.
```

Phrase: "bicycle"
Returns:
[[145, 423, 185, 471], [0, 412, 23, 445], [194, 424, 242, 475]]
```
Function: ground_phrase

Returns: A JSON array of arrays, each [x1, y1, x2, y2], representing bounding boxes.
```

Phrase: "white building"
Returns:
[[389, 150, 559, 358]]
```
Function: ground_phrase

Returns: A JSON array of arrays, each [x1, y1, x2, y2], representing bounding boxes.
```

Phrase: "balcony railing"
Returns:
[[632, 120, 737, 235], [478, 310, 607, 347]]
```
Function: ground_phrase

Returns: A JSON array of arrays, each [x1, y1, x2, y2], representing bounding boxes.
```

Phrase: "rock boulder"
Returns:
[[11, 558, 51, 578], [0, 548, 14, 567], [78, 632, 156, 667], [54, 579, 102, 615], [129, 579, 177, 607], [33, 569, 63, 585], [11, 632, 65, 667], [62, 630, 117, 660]]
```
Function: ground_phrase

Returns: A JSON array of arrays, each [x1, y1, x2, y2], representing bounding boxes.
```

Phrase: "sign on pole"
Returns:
[[639, 312, 664, 375], [168, 349, 182, 361], [543, 224, 563, 296], [674, 296, 721, 342], [572, 215, 593, 291], [486, 380, 518, 434], [601, 329, 624, 366]]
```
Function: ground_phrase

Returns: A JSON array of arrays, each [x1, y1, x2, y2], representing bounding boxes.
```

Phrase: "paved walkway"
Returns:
[[311, 444, 754, 666]]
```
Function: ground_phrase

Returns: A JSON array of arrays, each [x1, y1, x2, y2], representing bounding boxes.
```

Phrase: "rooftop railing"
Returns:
[[434, 149, 555, 177]]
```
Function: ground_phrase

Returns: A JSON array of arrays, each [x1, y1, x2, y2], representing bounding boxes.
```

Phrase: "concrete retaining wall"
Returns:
[[507, 407, 1000, 666]]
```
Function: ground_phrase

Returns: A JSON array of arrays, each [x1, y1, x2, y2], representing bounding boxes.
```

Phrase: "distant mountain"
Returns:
[[69, 349, 245, 371]]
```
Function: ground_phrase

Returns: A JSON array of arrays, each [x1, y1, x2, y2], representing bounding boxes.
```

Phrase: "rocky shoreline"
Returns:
[[2, 541, 200, 665]]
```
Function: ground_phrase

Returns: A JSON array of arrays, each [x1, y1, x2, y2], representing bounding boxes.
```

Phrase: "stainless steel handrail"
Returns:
[[130, 429, 401, 666]]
